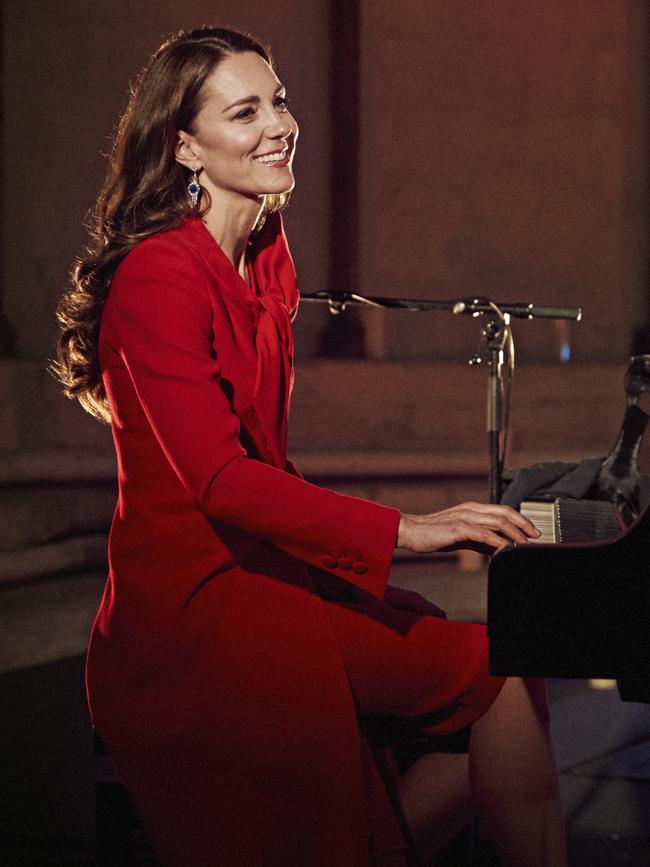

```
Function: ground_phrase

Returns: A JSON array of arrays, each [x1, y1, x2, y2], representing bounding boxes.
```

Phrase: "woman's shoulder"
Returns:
[[106, 220, 213, 323], [115, 218, 206, 279]]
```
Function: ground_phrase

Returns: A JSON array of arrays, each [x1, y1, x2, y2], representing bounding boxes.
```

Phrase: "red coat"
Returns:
[[87, 212, 408, 866]]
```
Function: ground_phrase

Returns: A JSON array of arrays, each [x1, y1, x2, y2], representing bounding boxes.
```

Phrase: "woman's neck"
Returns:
[[201, 194, 264, 282]]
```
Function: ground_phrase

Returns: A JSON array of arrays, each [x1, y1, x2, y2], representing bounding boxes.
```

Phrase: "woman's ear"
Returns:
[[175, 131, 200, 170]]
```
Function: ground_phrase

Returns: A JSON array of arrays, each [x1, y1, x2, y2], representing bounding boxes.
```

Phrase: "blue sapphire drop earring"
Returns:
[[187, 168, 200, 208]]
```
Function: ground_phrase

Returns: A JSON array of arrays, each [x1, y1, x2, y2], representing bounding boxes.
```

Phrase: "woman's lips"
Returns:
[[253, 149, 291, 167]]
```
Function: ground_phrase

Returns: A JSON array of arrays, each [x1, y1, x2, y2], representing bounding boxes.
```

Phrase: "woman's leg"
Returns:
[[468, 677, 567, 867], [322, 599, 566, 866], [397, 751, 473, 858], [398, 679, 567, 867]]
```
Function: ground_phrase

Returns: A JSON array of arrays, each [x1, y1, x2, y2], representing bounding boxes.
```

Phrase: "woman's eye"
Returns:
[[235, 107, 255, 120], [275, 96, 289, 111]]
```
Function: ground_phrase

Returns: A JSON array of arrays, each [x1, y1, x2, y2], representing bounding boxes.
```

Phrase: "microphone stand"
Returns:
[[478, 310, 510, 504], [302, 291, 582, 503]]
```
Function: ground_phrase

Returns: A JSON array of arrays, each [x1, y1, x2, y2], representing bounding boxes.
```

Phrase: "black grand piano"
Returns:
[[488, 506, 650, 701], [488, 356, 650, 703]]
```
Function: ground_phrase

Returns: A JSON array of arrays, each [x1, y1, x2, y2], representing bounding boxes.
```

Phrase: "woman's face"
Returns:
[[177, 51, 298, 208]]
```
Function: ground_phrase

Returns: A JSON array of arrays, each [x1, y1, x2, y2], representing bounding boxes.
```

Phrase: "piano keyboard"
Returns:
[[520, 498, 623, 544]]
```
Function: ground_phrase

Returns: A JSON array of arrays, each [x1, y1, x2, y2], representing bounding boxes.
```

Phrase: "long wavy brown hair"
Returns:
[[54, 26, 286, 423]]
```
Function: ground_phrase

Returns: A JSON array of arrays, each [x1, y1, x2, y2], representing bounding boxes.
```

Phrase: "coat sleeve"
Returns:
[[102, 239, 400, 600]]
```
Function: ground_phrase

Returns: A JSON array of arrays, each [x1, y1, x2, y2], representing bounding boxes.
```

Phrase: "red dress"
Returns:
[[87, 212, 503, 866]]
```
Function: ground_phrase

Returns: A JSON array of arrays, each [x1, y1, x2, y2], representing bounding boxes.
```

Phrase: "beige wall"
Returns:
[[358, 0, 648, 363]]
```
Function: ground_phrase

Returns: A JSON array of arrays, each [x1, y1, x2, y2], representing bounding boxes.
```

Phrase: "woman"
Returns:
[[55, 27, 566, 867]]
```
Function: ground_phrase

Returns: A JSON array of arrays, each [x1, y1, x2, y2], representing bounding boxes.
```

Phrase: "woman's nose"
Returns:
[[265, 110, 294, 139]]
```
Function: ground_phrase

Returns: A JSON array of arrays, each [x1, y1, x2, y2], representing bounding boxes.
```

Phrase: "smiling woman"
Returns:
[[53, 25, 566, 867], [175, 49, 299, 279]]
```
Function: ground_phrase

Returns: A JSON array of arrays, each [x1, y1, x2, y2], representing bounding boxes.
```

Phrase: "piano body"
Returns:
[[488, 498, 650, 702], [489, 355, 650, 701]]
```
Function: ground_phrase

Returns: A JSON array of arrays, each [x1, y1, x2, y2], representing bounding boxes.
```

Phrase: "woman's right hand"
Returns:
[[397, 502, 540, 556]]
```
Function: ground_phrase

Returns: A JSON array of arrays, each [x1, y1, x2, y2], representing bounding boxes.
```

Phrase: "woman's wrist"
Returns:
[[397, 514, 413, 550]]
